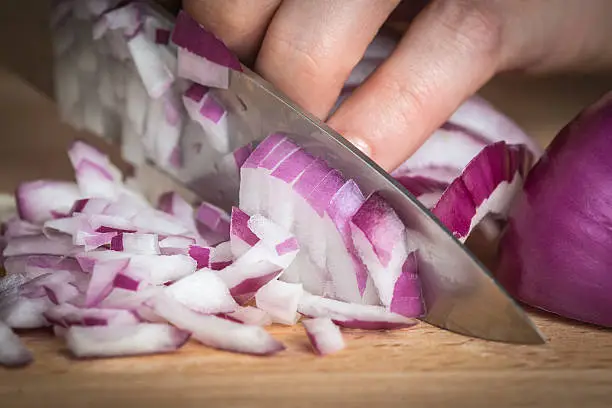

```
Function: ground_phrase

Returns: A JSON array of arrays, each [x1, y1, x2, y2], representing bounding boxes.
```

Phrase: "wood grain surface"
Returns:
[[2, 2, 612, 406], [1, 312, 612, 408]]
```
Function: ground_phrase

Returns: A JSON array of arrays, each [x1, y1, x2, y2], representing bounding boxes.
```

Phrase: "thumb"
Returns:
[[327, 1, 503, 172]]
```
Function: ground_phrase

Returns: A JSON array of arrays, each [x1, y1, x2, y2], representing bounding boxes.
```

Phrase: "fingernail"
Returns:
[[348, 138, 372, 157]]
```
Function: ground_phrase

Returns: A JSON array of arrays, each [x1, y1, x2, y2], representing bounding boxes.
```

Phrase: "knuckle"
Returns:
[[433, 0, 504, 59], [263, 33, 348, 88]]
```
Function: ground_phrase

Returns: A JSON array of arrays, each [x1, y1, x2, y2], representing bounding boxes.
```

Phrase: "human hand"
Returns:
[[183, 0, 612, 171]]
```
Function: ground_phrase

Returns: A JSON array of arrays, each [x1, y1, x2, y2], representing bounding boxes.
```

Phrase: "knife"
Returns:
[[126, 61, 543, 344], [55, 2, 545, 344]]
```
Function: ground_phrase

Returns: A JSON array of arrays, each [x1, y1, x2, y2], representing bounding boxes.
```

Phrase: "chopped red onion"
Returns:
[[85, 258, 129, 307], [229, 207, 259, 258], [127, 31, 174, 98], [350, 193, 414, 309], [302, 317, 345, 356], [157, 192, 199, 234], [1, 296, 52, 329], [431, 142, 532, 242], [68, 140, 122, 182], [3, 235, 76, 257], [93, 3, 141, 40], [209, 241, 233, 270], [255, 280, 303, 325], [222, 306, 272, 326], [171, 11, 241, 88], [43, 303, 139, 327], [151, 293, 284, 356], [164, 270, 238, 314], [66, 323, 189, 358], [16, 181, 81, 224], [110, 233, 160, 255], [195, 202, 230, 243], [3, 218, 42, 238], [0, 321, 33, 367], [187, 245, 211, 269], [298, 292, 417, 330], [159, 236, 195, 255], [389, 252, 425, 318], [247, 214, 299, 268], [214, 243, 285, 304]]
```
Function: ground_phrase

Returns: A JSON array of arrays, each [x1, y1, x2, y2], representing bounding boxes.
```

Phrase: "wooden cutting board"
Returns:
[[2, 8, 612, 404], [0, 312, 611, 408]]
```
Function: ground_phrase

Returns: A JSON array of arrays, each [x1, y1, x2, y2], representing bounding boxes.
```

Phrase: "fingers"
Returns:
[[255, 0, 400, 119], [182, 0, 282, 64], [327, 1, 504, 171]]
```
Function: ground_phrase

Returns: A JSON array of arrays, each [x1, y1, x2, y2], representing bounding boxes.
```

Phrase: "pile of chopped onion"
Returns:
[[0, 138, 424, 365], [0, 1, 545, 367]]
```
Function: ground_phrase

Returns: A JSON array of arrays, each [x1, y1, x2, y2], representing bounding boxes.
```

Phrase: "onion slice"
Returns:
[[302, 317, 345, 356], [431, 141, 532, 242], [0, 321, 33, 367], [66, 323, 190, 358], [298, 292, 417, 330], [151, 293, 285, 356]]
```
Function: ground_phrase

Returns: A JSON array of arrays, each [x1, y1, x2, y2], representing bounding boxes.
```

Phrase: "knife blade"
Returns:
[[130, 63, 544, 344]]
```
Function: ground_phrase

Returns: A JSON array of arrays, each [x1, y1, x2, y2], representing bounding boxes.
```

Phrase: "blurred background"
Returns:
[[2, 0, 612, 193]]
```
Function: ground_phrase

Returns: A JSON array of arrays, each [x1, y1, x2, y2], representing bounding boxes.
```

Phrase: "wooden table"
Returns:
[[2, 3, 612, 404]]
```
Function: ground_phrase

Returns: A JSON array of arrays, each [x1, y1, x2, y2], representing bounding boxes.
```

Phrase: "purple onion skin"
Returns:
[[497, 91, 612, 328]]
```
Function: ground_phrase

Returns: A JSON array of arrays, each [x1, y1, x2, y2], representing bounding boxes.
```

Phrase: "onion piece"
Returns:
[[70, 198, 111, 215], [171, 11, 241, 88], [0, 296, 52, 329], [389, 252, 425, 318], [221, 306, 272, 326], [247, 214, 299, 269], [214, 243, 286, 305], [229, 207, 259, 258], [151, 293, 285, 355], [110, 233, 160, 255], [157, 191, 197, 232], [3, 217, 42, 238], [302, 317, 345, 356], [350, 193, 414, 309], [195, 202, 230, 245], [85, 258, 129, 307], [66, 323, 189, 358], [187, 245, 211, 269], [3, 235, 76, 257], [43, 303, 139, 327], [127, 31, 174, 99], [431, 142, 532, 242], [239, 133, 288, 215], [298, 292, 417, 330], [255, 280, 303, 325], [131, 209, 191, 236], [16, 181, 81, 224], [0, 321, 33, 367], [164, 270, 238, 314], [93, 3, 141, 40], [68, 140, 122, 182], [159, 236, 195, 255], [209, 241, 233, 270]]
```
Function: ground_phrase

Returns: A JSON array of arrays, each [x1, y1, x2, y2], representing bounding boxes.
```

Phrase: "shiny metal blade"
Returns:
[[191, 67, 543, 344]]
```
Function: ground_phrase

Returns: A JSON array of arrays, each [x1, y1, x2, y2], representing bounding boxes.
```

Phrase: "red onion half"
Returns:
[[497, 92, 612, 328]]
